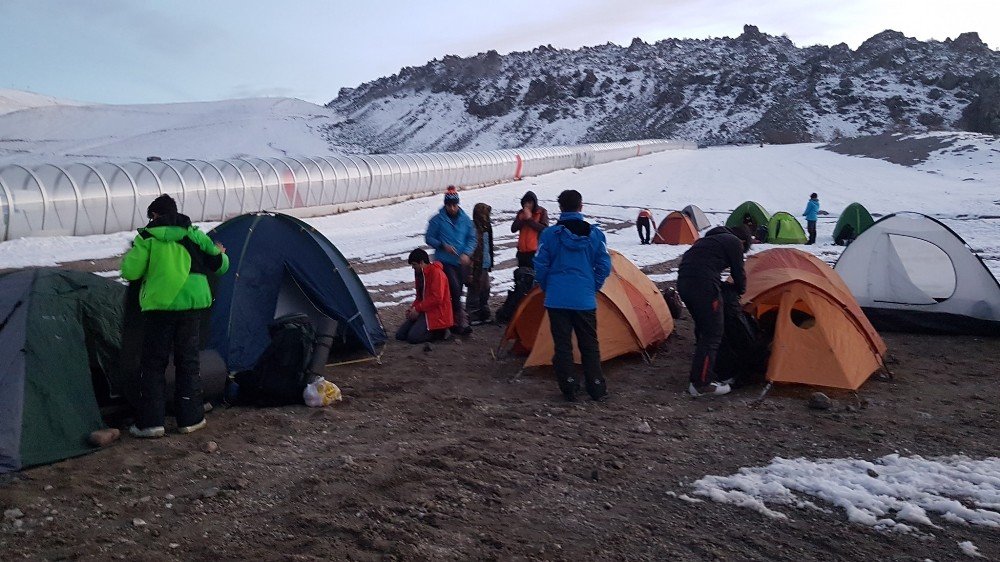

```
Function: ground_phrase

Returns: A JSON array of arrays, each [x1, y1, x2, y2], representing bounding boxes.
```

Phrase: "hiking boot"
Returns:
[[688, 382, 731, 398], [177, 419, 207, 434], [457, 325, 473, 336], [129, 425, 165, 439]]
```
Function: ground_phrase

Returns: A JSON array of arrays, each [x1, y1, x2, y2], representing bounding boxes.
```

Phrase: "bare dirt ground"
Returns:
[[3, 259, 1000, 561]]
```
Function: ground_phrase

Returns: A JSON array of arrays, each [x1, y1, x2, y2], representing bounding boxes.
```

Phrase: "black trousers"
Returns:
[[677, 279, 724, 386], [806, 220, 817, 245], [516, 250, 536, 268], [137, 310, 204, 429], [395, 314, 447, 344], [441, 262, 468, 329], [466, 270, 491, 322], [547, 308, 606, 399], [636, 218, 651, 244]]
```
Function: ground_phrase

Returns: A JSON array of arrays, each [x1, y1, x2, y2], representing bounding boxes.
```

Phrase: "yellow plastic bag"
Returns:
[[303, 378, 342, 407]]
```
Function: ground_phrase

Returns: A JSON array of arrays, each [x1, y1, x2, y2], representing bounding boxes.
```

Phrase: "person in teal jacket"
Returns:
[[425, 187, 476, 334], [803, 192, 820, 245], [534, 189, 612, 401], [121, 194, 229, 438]]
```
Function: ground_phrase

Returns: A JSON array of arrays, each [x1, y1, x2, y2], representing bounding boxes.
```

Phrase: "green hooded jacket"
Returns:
[[121, 213, 230, 311]]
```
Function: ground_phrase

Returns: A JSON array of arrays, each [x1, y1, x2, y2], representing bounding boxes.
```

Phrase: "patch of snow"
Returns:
[[691, 455, 1000, 532], [958, 541, 983, 558]]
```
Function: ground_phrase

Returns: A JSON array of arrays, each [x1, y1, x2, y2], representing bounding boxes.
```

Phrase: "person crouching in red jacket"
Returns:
[[396, 248, 454, 343]]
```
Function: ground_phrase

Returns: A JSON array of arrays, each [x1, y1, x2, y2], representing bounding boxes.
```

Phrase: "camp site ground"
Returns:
[[2, 137, 999, 560]]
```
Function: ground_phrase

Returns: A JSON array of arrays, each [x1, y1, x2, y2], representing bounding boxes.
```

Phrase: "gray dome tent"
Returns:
[[834, 212, 1000, 335], [681, 204, 712, 231]]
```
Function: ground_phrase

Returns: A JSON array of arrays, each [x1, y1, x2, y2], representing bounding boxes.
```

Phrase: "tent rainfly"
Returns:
[[500, 250, 673, 367], [833, 202, 875, 244], [0, 270, 125, 473], [742, 249, 887, 390], [725, 201, 771, 230], [834, 212, 1000, 335], [766, 211, 808, 245], [208, 212, 387, 372], [681, 204, 712, 231], [653, 211, 699, 245]]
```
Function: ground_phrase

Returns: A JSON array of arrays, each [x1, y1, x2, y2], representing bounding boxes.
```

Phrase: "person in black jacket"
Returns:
[[676, 225, 752, 397]]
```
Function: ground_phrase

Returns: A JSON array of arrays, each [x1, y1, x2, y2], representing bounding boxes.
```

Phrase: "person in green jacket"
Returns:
[[121, 194, 229, 438]]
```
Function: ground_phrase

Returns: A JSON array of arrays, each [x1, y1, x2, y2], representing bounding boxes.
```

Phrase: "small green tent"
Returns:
[[0, 269, 125, 473], [767, 211, 808, 244], [833, 202, 875, 244], [725, 201, 771, 230]]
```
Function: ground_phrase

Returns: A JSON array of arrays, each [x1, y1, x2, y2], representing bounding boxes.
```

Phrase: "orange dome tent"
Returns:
[[653, 211, 699, 245], [741, 249, 886, 390], [500, 250, 673, 367]]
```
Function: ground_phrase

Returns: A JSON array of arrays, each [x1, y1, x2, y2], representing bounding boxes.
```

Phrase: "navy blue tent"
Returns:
[[208, 213, 386, 372]]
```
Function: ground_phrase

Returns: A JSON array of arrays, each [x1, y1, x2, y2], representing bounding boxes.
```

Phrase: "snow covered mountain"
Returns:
[[325, 25, 1000, 152], [0, 88, 81, 116], [0, 97, 356, 165]]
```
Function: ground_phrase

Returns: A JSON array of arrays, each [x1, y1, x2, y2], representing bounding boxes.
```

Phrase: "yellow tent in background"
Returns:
[[742, 249, 886, 390], [500, 250, 674, 367]]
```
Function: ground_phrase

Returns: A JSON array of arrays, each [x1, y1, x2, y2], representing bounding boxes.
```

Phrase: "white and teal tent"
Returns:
[[834, 213, 1000, 335]]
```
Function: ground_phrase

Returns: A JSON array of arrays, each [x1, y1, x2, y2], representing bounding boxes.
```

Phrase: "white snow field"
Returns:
[[690, 454, 1000, 533], [0, 95, 352, 165], [1, 138, 997, 306]]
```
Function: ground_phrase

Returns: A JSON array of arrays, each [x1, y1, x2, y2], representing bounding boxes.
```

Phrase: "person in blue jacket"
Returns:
[[534, 189, 612, 401], [425, 186, 476, 335], [803, 192, 820, 245]]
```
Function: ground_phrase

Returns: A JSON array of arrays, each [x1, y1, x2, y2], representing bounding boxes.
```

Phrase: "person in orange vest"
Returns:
[[511, 191, 549, 267], [636, 208, 654, 244], [396, 248, 454, 344]]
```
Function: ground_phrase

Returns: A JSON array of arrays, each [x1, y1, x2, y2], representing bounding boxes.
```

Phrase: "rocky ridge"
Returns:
[[325, 25, 1000, 152]]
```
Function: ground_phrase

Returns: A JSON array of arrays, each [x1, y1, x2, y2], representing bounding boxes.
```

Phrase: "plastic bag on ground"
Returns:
[[303, 378, 342, 407]]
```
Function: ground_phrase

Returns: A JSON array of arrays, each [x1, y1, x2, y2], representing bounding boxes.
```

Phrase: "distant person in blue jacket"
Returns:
[[534, 189, 612, 401], [803, 192, 820, 245], [425, 186, 476, 335]]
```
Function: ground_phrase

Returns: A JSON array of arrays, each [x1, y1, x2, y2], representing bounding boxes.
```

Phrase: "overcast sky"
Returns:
[[2, 0, 997, 106]]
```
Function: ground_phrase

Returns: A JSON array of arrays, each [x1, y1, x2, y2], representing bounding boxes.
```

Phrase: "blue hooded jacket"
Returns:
[[425, 206, 476, 267], [533, 212, 612, 310], [803, 197, 820, 221]]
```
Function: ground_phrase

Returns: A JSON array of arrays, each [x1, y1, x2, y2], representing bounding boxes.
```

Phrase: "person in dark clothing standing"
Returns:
[[121, 194, 229, 437], [534, 190, 612, 401], [511, 191, 549, 268], [676, 225, 751, 397], [803, 193, 820, 245], [467, 203, 495, 325], [636, 208, 654, 244]]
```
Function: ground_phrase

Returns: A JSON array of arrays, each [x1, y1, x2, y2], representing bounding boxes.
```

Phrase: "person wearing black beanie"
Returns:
[[121, 193, 230, 438]]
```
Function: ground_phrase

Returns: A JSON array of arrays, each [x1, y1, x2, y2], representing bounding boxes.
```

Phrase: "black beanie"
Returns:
[[147, 194, 178, 219]]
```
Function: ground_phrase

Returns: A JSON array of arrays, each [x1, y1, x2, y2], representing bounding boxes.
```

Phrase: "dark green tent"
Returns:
[[833, 202, 875, 244], [0, 270, 124, 473], [725, 201, 771, 230], [766, 211, 808, 244]]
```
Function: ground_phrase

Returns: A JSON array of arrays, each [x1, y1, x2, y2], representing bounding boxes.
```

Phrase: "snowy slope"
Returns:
[[2, 137, 997, 305], [0, 96, 355, 165], [0, 88, 82, 116]]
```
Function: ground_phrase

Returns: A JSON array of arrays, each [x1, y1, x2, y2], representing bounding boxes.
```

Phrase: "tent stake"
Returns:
[[749, 382, 773, 407]]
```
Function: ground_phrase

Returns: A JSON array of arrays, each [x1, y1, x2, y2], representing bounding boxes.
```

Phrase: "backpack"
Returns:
[[233, 313, 316, 406], [715, 284, 770, 386], [496, 267, 536, 323], [663, 286, 684, 319]]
